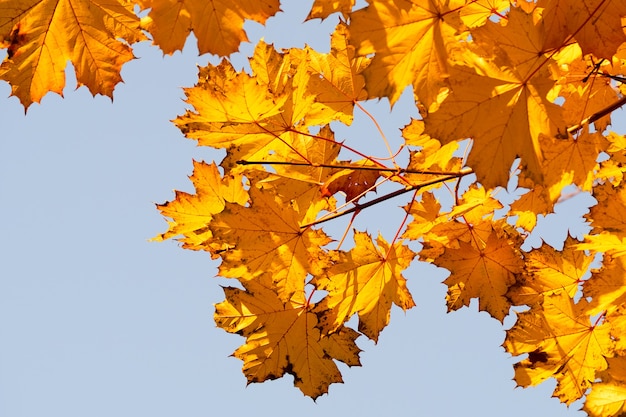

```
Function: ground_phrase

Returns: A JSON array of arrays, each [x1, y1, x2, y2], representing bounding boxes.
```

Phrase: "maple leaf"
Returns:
[[504, 292, 614, 404], [174, 60, 293, 169], [176, 42, 357, 172], [585, 355, 626, 417], [596, 132, 626, 186], [436, 230, 524, 321], [583, 255, 626, 316], [424, 8, 567, 189], [579, 183, 626, 258], [402, 191, 443, 241], [585, 381, 626, 417], [306, 0, 355, 20], [303, 23, 370, 126], [137, 0, 280, 56], [554, 54, 619, 133], [320, 161, 381, 202], [348, 0, 465, 107], [509, 176, 553, 231], [153, 161, 248, 253], [540, 128, 607, 195], [214, 280, 361, 399], [313, 231, 415, 342], [414, 185, 505, 260], [209, 185, 331, 302], [0, 0, 145, 107], [253, 125, 342, 224], [539, 0, 626, 59], [459, 0, 510, 28], [401, 118, 463, 186], [508, 237, 591, 307]]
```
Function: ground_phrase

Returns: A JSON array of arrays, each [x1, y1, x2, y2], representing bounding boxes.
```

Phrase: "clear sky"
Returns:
[[0, 1, 608, 416]]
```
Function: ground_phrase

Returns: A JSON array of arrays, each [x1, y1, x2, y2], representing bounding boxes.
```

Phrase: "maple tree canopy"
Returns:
[[4, 0, 626, 415]]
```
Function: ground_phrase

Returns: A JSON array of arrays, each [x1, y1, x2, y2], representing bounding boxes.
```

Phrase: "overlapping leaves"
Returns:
[[5, 0, 626, 414]]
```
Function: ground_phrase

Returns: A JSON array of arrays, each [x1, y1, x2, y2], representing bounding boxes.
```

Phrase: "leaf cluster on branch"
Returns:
[[4, 0, 626, 415]]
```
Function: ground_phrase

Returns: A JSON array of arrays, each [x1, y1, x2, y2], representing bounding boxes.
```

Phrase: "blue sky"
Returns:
[[0, 1, 604, 416]]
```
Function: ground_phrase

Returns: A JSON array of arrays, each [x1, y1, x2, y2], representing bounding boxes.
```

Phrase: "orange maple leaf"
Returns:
[[137, 0, 280, 56], [303, 23, 370, 126], [348, 0, 465, 107], [306, 0, 355, 20], [214, 280, 361, 399], [0, 0, 145, 107], [504, 292, 614, 404], [424, 13, 567, 188], [540, 0, 626, 59], [153, 161, 248, 253], [436, 230, 524, 321], [584, 354, 626, 417], [209, 185, 331, 302], [583, 255, 626, 316], [313, 231, 415, 342], [508, 237, 591, 307]]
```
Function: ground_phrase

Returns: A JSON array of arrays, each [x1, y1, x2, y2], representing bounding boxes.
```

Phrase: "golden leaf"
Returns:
[[540, 0, 626, 59], [0, 0, 145, 107], [504, 292, 614, 404], [138, 0, 280, 56], [306, 0, 355, 20], [348, 0, 464, 107], [210, 185, 331, 302], [153, 161, 248, 253], [313, 231, 415, 342], [508, 237, 591, 307], [214, 280, 361, 399], [436, 230, 524, 321]]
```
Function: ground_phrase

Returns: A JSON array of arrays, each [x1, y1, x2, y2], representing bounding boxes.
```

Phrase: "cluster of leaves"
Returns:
[[4, 0, 626, 415]]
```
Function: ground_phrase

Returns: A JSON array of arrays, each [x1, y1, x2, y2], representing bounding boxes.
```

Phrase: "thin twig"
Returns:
[[237, 159, 470, 176], [300, 167, 473, 229]]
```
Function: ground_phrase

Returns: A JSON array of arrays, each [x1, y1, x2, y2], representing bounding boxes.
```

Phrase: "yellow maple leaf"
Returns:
[[585, 354, 626, 417], [539, 0, 626, 59], [137, 0, 280, 56], [0, 0, 145, 107], [585, 381, 626, 417], [303, 23, 370, 125], [209, 185, 331, 302], [400, 118, 463, 187], [313, 231, 415, 342], [540, 128, 607, 196], [214, 280, 361, 399], [306, 0, 355, 20], [580, 183, 626, 258], [414, 185, 505, 260], [436, 230, 524, 321], [459, 0, 510, 28], [424, 47, 566, 189], [176, 43, 354, 172], [504, 292, 614, 404], [554, 54, 619, 133], [174, 60, 294, 169], [510, 176, 553, 231], [508, 237, 591, 307], [153, 161, 248, 253], [253, 125, 341, 224], [348, 0, 465, 107], [596, 132, 626, 186], [583, 256, 626, 316]]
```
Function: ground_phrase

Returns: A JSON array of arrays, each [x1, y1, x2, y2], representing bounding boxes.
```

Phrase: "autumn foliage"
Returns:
[[4, 0, 626, 415]]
